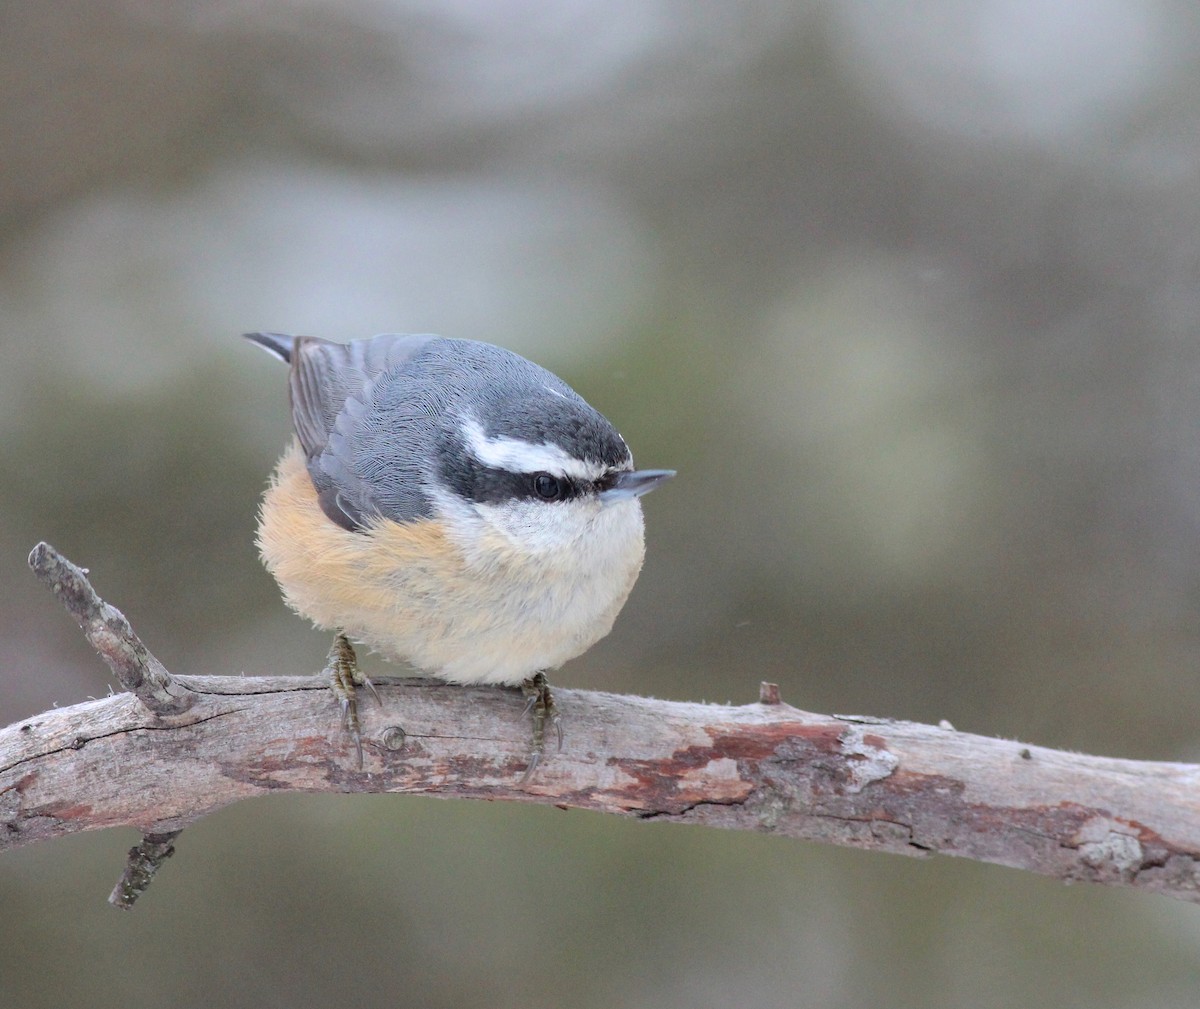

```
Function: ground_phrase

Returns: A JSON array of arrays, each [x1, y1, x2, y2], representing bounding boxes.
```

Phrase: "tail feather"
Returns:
[[243, 331, 296, 364]]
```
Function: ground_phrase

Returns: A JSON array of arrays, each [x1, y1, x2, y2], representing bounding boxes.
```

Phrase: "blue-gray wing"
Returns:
[[251, 332, 443, 530]]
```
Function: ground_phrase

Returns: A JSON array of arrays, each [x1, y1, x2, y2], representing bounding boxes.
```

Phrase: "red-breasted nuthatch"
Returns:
[[244, 331, 674, 773]]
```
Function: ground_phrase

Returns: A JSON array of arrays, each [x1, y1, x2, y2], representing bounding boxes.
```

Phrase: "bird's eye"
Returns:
[[533, 473, 565, 501]]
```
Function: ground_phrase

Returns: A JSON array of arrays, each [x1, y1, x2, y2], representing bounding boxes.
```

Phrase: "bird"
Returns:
[[244, 331, 674, 775]]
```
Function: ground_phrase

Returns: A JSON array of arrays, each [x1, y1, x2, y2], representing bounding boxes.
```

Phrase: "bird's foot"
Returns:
[[323, 632, 381, 768], [519, 671, 563, 783]]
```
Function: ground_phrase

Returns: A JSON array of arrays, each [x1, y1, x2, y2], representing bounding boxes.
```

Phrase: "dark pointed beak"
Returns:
[[599, 468, 676, 505]]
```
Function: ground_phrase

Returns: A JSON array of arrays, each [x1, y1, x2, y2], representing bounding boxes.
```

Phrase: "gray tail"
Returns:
[[242, 331, 296, 364]]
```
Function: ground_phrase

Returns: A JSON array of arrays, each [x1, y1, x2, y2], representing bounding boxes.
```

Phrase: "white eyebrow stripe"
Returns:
[[461, 417, 607, 481]]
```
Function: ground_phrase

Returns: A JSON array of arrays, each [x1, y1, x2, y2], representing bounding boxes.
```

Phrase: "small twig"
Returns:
[[758, 681, 782, 705], [109, 830, 183, 909], [27, 542, 193, 715]]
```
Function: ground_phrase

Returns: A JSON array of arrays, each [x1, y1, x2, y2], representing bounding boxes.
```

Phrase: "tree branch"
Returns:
[[6, 545, 1200, 907], [27, 542, 193, 715]]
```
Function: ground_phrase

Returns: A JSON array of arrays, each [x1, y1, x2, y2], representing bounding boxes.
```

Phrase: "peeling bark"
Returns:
[[3, 674, 1200, 903]]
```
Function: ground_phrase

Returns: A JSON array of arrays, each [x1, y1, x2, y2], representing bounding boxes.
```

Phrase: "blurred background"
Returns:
[[4, 1, 1200, 1006]]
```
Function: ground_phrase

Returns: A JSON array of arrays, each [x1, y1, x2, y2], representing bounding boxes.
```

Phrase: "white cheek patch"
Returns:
[[478, 498, 600, 555], [428, 479, 608, 559], [460, 416, 608, 481]]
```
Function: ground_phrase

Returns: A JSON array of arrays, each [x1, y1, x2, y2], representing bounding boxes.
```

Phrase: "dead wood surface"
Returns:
[[6, 542, 1200, 907]]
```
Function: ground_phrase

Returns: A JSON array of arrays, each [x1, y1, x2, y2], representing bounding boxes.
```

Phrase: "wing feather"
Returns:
[[252, 332, 440, 530]]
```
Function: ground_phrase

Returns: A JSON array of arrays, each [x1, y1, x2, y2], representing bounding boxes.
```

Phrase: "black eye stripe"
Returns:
[[439, 456, 592, 505]]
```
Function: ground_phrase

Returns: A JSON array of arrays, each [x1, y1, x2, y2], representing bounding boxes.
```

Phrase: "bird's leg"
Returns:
[[519, 671, 563, 783], [323, 631, 380, 768]]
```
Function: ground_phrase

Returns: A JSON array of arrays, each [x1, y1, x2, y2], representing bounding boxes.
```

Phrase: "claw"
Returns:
[[519, 749, 542, 786], [324, 632, 371, 769], [519, 672, 560, 781], [362, 674, 382, 707]]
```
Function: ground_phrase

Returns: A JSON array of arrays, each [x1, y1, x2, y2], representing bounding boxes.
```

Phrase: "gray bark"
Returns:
[[6, 543, 1199, 907]]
